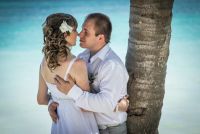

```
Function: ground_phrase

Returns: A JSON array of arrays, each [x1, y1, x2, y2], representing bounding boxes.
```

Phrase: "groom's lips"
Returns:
[[80, 40, 85, 43]]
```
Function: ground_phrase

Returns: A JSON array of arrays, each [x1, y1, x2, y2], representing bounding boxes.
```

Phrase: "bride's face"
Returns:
[[66, 27, 78, 46]]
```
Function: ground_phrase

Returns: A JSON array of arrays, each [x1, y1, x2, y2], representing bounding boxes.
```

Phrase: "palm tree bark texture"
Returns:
[[126, 0, 174, 133]]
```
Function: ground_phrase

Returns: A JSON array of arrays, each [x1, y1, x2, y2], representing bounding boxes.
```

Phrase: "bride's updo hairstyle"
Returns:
[[42, 13, 78, 71]]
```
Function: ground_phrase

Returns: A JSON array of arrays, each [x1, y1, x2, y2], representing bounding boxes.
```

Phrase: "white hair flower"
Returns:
[[59, 21, 73, 33]]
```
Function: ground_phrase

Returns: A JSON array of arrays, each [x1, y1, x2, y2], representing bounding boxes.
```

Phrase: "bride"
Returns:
[[37, 13, 99, 134]]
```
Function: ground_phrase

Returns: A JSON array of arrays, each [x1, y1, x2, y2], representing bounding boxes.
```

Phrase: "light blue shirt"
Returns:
[[68, 45, 129, 126]]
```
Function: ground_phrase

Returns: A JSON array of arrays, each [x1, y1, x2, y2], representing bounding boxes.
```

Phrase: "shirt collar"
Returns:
[[78, 49, 90, 61], [89, 45, 110, 63]]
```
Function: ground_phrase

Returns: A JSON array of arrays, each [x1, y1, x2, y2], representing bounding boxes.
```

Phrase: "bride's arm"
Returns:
[[37, 66, 50, 105], [73, 59, 90, 92]]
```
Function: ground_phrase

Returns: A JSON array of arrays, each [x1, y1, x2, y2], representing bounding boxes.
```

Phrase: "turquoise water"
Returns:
[[0, 0, 199, 134]]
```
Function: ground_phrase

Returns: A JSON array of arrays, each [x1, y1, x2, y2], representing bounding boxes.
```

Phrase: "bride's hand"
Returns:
[[54, 74, 75, 94], [114, 95, 129, 112]]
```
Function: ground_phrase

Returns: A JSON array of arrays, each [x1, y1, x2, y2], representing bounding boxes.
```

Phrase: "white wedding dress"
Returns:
[[46, 58, 99, 134]]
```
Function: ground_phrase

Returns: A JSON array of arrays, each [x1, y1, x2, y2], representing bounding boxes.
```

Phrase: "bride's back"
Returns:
[[40, 57, 75, 84]]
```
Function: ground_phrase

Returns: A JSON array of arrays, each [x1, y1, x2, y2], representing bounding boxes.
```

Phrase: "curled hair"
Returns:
[[42, 13, 77, 71]]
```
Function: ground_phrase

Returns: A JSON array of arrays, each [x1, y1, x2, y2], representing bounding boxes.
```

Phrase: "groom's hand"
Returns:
[[48, 102, 59, 123], [54, 74, 75, 94]]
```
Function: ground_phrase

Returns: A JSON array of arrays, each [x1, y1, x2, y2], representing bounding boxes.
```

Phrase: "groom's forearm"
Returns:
[[68, 85, 116, 113]]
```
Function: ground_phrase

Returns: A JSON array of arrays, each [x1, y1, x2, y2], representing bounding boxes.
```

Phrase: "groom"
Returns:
[[49, 13, 129, 134]]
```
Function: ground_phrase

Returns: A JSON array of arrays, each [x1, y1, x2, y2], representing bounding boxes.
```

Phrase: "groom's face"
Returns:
[[79, 19, 99, 51]]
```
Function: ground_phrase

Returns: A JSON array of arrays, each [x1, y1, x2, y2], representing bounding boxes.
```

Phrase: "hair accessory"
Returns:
[[59, 21, 73, 33]]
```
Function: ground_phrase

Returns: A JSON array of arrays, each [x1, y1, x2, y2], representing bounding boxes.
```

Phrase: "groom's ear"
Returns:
[[97, 34, 105, 43]]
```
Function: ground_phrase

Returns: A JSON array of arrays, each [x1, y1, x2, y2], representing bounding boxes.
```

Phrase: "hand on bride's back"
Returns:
[[54, 74, 75, 94], [48, 102, 59, 123]]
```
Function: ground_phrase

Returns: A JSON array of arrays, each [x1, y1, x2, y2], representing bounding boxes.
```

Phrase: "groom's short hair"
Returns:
[[84, 13, 112, 44]]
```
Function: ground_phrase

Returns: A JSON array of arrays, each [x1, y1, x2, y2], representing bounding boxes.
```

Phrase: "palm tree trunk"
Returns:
[[126, 0, 174, 133]]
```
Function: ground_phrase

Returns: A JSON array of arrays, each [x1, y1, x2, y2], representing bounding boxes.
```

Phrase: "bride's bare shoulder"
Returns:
[[72, 58, 87, 72], [75, 58, 86, 65]]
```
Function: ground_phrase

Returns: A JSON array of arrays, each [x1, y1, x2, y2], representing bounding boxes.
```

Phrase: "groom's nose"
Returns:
[[79, 31, 83, 38]]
